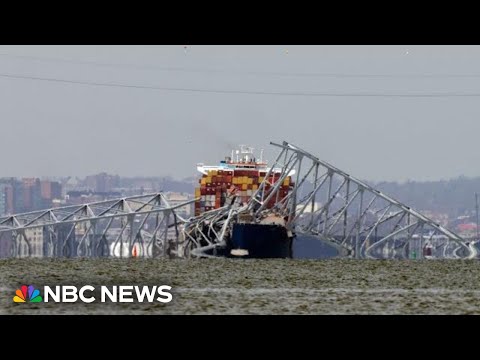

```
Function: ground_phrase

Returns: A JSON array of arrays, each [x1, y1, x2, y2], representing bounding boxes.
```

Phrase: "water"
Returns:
[[2, 258, 480, 314]]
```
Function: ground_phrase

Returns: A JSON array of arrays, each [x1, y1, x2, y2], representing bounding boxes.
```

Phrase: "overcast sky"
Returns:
[[1, 45, 480, 182]]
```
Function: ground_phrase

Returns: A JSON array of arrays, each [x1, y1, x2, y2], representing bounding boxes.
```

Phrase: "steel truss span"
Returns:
[[184, 141, 475, 259], [0, 141, 475, 259], [0, 193, 194, 258]]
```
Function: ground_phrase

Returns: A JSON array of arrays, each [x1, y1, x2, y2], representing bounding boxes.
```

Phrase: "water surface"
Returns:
[[1, 258, 480, 314]]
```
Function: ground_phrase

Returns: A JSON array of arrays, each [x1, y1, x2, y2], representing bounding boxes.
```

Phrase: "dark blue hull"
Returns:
[[227, 223, 293, 258]]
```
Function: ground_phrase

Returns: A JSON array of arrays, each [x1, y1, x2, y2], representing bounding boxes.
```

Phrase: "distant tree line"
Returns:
[[369, 176, 480, 218]]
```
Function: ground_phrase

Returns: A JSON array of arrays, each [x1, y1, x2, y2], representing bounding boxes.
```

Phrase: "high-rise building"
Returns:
[[0, 178, 19, 214], [40, 180, 63, 208], [22, 178, 42, 212], [0, 183, 6, 216]]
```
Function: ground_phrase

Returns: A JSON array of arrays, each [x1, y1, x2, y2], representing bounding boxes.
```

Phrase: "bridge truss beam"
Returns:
[[246, 141, 474, 259], [0, 193, 194, 258], [0, 141, 474, 259]]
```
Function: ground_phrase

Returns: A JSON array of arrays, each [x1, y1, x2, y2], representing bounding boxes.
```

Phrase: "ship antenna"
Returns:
[[260, 149, 264, 163]]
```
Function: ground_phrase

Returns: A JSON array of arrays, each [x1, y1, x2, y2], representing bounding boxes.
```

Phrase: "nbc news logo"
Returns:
[[13, 284, 172, 303]]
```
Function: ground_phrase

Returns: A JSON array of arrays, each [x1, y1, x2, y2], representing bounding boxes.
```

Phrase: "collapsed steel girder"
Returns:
[[0, 193, 194, 258], [245, 141, 475, 259], [0, 141, 475, 259], [177, 141, 475, 259]]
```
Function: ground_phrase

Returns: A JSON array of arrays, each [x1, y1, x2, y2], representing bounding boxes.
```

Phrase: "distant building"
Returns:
[[66, 190, 122, 206], [0, 178, 20, 214], [85, 173, 120, 193], [24, 228, 44, 257], [64, 177, 81, 196], [40, 180, 62, 200], [165, 192, 192, 217], [21, 178, 42, 212], [0, 178, 62, 215], [0, 183, 6, 216], [11, 228, 45, 257]]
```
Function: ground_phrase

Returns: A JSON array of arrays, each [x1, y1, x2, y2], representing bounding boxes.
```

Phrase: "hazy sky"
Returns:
[[1, 45, 480, 182]]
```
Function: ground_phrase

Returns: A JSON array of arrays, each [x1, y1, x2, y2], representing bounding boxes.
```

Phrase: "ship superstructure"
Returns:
[[194, 145, 294, 215], [193, 145, 295, 258]]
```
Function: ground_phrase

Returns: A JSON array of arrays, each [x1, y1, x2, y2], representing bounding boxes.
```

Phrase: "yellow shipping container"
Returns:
[[252, 184, 258, 190], [233, 177, 238, 184], [205, 176, 212, 183], [195, 188, 201, 197], [242, 183, 248, 190], [259, 177, 264, 183], [247, 178, 253, 185], [201, 178, 207, 185], [283, 178, 290, 186]]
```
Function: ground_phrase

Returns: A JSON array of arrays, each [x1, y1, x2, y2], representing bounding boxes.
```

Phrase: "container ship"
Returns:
[[193, 145, 295, 258]]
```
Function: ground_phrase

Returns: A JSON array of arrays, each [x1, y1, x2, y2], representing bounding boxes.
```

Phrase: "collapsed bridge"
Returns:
[[0, 141, 475, 259]]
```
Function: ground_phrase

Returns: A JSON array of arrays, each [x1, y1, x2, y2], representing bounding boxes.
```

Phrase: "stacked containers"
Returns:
[[194, 168, 294, 216]]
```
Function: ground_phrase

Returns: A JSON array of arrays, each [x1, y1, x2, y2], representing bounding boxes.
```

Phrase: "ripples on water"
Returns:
[[2, 258, 480, 314]]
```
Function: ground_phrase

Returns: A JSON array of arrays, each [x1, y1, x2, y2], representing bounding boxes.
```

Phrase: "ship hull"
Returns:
[[227, 223, 293, 258]]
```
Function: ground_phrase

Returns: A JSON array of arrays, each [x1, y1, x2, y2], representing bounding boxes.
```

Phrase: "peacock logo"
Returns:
[[13, 285, 43, 303]]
